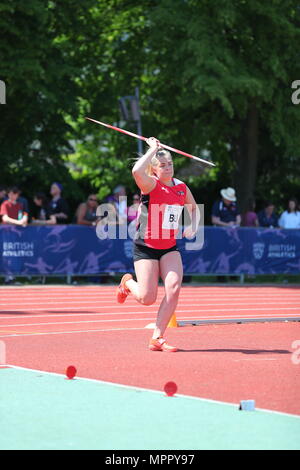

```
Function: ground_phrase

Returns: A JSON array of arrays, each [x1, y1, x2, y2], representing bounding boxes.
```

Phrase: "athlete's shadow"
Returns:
[[178, 348, 291, 354]]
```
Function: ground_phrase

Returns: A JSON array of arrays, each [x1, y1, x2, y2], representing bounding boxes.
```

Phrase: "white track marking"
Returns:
[[1, 299, 300, 307], [1, 292, 300, 299], [0, 326, 146, 338], [1, 306, 300, 313], [1, 310, 300, 321], [4, 364, 300, 419], [0, 317, 159, 328], [1, 312, 300, 327], [0, 316, 299, 339]]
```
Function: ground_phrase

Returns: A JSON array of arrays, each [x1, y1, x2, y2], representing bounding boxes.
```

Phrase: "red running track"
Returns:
[[0, 285, 300, 415]]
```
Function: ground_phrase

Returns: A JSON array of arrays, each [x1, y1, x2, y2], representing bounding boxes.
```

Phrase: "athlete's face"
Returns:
[[154, 156, 174, 181]]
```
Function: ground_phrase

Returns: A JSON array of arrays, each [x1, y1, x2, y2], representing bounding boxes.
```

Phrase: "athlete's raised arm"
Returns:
[[132, 137, 160, 194]]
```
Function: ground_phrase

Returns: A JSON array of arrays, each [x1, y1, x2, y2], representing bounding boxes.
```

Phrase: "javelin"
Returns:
[[85, 117, 215, 167]]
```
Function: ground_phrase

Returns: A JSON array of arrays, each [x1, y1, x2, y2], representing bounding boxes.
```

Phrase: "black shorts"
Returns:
[[133, 243, 179, 262]]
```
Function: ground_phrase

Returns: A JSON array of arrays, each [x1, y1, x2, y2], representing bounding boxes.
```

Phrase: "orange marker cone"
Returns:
[[168, 313, 178, 328]]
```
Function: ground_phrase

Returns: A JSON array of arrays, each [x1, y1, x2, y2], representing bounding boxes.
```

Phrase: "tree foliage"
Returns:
[[0, 0, 98, 202]]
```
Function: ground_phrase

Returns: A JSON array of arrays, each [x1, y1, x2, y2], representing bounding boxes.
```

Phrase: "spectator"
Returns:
[[31, 192, 56, 225], [278, 198, 300, 229], [75, 194, 99, 226], [106, 185, 127, 224], [241, 198, 259, 227], [0, 185, 7, 205], [18, 190, 30, 216], [211, 187, 241, 227], [127, 193, 140, 223], [1, 186, 29, 215], [48, 182, 69, 224], [257, 202, 278, 228], [0, 186, 28, 227], [0, 186, 28, 285]]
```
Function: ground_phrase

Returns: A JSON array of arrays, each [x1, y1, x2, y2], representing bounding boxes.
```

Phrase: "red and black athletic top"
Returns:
[[134, 177, 187, 249]]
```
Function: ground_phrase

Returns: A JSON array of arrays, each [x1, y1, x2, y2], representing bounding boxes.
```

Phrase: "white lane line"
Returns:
[[0, 317, 157, 328], [1, 287, 299, 295], [0, 310, 300, 328], [1, 306, 300, 313], [0, 311, 155, 320], [0, 285, 298, 290], [1, 314, 300, 329], [0, 326, 146, 338], [1, 300, 300, 307], [1, 292, 300, 299], [1, 310, 300, 322], [4, 364, 300, 419]]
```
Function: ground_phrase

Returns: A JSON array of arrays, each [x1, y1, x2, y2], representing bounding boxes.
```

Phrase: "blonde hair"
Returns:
[[146, 148, 172, 176]]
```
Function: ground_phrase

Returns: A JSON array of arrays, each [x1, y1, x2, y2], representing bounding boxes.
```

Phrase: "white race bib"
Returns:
[[162, 205, 183, 230]]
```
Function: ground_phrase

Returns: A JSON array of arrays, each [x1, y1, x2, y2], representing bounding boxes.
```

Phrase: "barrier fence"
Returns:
[[0, 225, 300, 278]]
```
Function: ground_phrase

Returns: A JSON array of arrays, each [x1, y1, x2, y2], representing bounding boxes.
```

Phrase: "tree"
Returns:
[[1, 0, 299, 218], [65, 1, 152, 200], [70, 0, 300, 214], [144, 0, 300, 212], [0, 0, 100, 203]]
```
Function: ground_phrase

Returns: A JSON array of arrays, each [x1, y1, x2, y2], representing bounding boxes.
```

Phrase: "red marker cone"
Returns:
[[164, 381, 178, 397], [66, 365, 77, 380]]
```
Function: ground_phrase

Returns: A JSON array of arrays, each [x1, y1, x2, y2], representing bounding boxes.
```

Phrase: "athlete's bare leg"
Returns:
[[152, 251, 183, 339], [125, 258, 159, 305]]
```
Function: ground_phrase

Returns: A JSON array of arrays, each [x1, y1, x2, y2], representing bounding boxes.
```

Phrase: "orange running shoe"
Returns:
[[149, 337, 178, 352], [116, 273, 133, 303]]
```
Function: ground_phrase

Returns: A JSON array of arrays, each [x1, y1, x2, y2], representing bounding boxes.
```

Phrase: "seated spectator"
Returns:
[[278, 198, 300, 229], [241, 198, 259, 227], [0, 186, 28, 227], [75, 194, 99, 226], [48, 182, 69, 224], [0, 185, 7, 205], [31, 192, 56, 225], [257, 202, 278, 228], [211, 187, 241, 227], [106, 185, 127, 224], [127, 193, 140, 223]]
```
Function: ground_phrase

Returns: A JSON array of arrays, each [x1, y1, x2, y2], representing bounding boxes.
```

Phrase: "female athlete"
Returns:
[[116, 137, 200, 352]]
